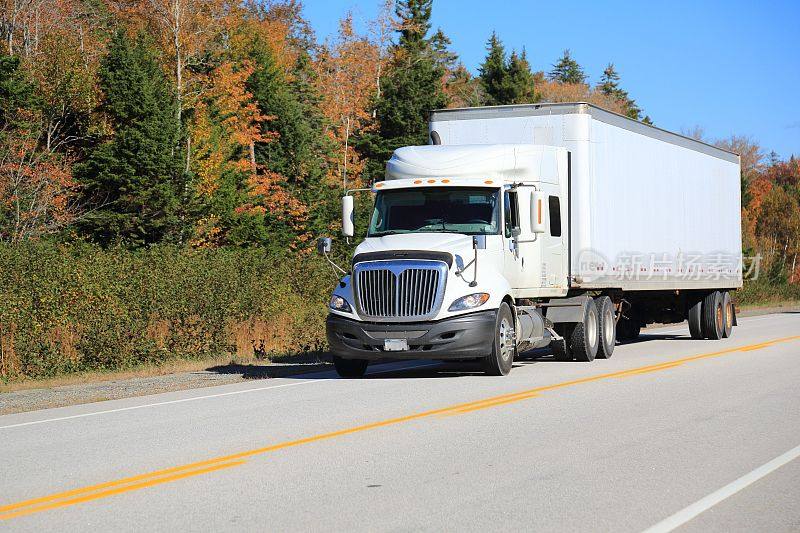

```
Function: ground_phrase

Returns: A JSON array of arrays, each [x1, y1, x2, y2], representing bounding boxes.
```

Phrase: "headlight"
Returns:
[[448, 293, 490, 312], [329, 295, 352, 312]]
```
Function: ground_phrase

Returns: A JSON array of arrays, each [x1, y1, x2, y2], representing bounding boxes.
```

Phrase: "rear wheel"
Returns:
[[333, 356, 369, 378], [702, 291, 724, 340], [722, 291, 733, 338], [595, 296, 616, 359], [687, 297, 704, 339], [483, 302, 515, 376]]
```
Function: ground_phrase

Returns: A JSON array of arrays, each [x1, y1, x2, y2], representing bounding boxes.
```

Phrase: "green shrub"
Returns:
[[0, 242, 335, 381]]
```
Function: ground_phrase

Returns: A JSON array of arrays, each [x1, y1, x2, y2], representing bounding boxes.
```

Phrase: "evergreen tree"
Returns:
[[0, 54, 37, 130], [505, 49, 537, 104], [245, 39, 337, 247], [597, 63, 621, 96], [479, 34, 536, 105], [479, 32, 508, 105], [76, 31, 186, 246], [360, 0, 448, 181], [548, 49, 587, 84], [598, 63, 645, 121]]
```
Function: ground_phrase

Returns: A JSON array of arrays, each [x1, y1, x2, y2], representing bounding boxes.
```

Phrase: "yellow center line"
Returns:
[[2, 334, 798, 521]]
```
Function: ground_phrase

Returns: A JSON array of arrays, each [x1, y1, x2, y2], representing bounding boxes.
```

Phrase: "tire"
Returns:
[[595, 296, 616, 359], [616, 317, 641, 342], [722, 291, 733, 338], [571, 298, 599, 362], [687, 297, 704, 339], [483, 302, 516, 376], [702, 291, 724, 340], [333, 356, 369, 378]]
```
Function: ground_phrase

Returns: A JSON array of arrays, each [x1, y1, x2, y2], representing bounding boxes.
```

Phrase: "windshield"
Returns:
[[368, 187, 500, 237]]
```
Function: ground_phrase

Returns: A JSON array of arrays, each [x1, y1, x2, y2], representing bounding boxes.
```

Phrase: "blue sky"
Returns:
[[303, 0, 799, 159]]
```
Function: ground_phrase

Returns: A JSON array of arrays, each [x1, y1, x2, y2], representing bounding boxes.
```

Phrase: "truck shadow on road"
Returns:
[[204, 333, 692, 380]]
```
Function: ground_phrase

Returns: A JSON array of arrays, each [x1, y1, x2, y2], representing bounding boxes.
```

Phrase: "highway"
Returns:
[[1, 312, 799, 532]]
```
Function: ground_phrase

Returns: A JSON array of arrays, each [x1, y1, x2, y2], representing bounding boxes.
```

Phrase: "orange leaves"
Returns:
[[0, 123, 79, 242], [314, 13, 382, 188], [191, 60, 278, 199]]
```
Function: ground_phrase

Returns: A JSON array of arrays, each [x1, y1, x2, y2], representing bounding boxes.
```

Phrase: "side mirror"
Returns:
[[316, 237, 332, 256], [530, 191, 547, 233], [342, 195, 354, 237]]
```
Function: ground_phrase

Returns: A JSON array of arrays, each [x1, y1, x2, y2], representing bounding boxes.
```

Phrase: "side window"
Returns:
[[504, 191, 519, 237], [548, 196, 562, 237]]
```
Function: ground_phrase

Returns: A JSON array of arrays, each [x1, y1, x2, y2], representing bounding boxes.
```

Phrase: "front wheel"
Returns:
[[483, 303, 515, 376], [333, 356, 369, 378]]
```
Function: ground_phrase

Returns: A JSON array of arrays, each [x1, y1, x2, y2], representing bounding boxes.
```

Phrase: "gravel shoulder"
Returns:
[[1, 305, 797, 416]]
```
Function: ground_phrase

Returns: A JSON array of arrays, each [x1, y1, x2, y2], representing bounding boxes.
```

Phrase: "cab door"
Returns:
[[502, 188, 525, 288], [539, 185, 568, 290]]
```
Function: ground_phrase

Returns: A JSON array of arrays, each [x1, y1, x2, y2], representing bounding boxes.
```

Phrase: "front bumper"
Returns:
[[326, 310, 497, 361]]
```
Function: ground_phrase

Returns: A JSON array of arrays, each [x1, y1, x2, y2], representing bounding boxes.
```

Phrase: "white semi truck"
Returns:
[[320, 103, 742, 377]]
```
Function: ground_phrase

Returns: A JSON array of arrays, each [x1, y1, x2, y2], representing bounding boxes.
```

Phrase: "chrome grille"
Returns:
[[354, 260, 447, 321]]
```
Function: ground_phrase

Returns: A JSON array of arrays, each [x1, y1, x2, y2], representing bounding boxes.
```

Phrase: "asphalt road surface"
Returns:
[[2, 312, 800, 532]]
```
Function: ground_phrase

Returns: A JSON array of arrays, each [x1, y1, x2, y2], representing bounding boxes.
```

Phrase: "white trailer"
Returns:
[[320, 103, 743, 377]]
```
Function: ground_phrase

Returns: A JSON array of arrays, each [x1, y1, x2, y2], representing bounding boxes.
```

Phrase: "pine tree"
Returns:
[[548, 49, 587, 84], [505, 49, 537, 104], [360, 0, 448, 181], [76, 31, 186, 246], [0, 54, 37, 130], [598, 63, 621, 96], [479, 32, 508, 106], [597, 63, 645, 121]]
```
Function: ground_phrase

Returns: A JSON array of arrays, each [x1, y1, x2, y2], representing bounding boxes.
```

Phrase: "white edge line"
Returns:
[[642, 443, 800, 533], [0, 361, 440, 431]]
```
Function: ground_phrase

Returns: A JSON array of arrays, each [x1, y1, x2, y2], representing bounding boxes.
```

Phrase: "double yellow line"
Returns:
[[2, 335, 798, 521]]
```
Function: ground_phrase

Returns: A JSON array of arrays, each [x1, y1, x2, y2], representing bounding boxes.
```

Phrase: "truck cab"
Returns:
[[325, 144, 570, 377]]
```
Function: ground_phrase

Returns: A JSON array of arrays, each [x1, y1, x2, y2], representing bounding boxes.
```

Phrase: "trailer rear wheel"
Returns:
[[722, 291, 733, 338], [687, 297, 704, 339], [483, 302, 515, 376], [702, 291, 724, 340], [333, 356, 369, 378], [595, 296, 616, 359]]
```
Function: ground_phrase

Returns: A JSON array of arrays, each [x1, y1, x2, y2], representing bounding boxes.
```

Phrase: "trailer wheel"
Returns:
[[483, 302, 515, 376], [687, 297, 704, 339], [722, 291, 733, 338], [702, 291, 724, 340], [333, 356, 369, 378], [594, 297, 616, 358], [571, 298, 599, 362]]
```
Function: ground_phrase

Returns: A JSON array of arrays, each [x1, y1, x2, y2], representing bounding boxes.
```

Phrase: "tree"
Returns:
[[548, 49, 586, 84], [315, 13, 380, 191], [505, 49, 536, 103], [0, 53, 78, 242], [76, 31, 186, 246], [478, 32, 507, 106], [597, 63, 644, 120], [360, 0, 448, 181]]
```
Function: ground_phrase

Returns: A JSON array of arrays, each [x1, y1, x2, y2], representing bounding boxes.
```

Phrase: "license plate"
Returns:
[[383, 339, 409, 351]]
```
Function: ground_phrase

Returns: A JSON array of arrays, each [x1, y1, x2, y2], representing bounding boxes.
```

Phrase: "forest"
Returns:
[[1, 0, 798, 380]]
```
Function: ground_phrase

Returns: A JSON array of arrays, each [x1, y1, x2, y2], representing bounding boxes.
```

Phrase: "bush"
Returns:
[[0, 242, 335, 381]]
